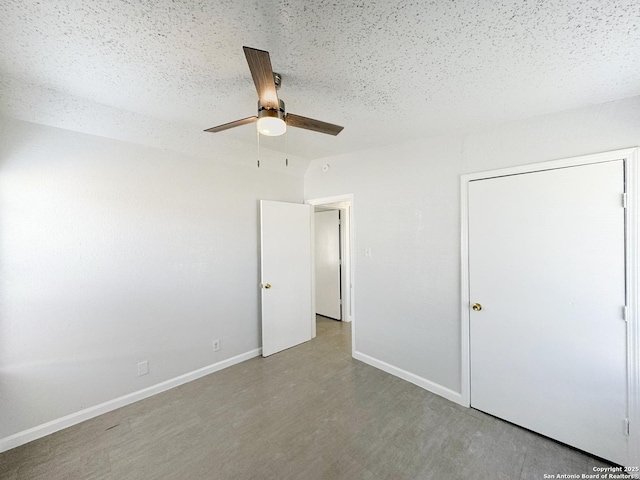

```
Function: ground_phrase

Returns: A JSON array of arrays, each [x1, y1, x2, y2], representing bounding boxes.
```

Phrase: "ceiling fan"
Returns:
[[204, 46, 344, 137]]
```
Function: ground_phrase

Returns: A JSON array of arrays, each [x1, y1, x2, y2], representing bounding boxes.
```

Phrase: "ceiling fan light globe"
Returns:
[[257, 116, 286, 136]]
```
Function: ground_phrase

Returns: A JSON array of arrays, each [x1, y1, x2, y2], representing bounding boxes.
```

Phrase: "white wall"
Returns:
[[0, 117, 303, 440], [304, 95, 640, 399]]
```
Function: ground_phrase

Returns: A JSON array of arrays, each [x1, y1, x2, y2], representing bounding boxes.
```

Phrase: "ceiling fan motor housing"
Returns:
[[258, 99, 286, 121]]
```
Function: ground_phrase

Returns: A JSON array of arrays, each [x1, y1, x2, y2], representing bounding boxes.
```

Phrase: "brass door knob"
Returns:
[[472, 303, 482, 311], [264, 283, 271, 289]]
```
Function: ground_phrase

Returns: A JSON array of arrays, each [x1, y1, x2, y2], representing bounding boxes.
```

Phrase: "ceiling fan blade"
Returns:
[[204, 116, 258, 133], [286, 113, 344, 136], [243, 46, 279, 110]]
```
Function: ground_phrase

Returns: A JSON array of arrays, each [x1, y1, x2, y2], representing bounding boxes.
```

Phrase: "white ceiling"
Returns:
[[1, 0, 639, 160]]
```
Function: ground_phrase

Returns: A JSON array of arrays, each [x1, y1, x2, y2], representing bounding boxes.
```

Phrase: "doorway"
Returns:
[[314, 208, 342, 321], [307, 194, 355, 354]]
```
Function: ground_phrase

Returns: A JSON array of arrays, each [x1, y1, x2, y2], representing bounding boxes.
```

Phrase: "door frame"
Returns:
[[306, 194, 355, 352], [460, 147, 639, 466]]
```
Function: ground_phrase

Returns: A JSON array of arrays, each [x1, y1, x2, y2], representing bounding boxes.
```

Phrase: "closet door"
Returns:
[[469, 160, 628, 465]]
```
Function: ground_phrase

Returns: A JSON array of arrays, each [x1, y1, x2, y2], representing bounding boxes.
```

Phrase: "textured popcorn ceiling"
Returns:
[[1, 0, 639, 160]]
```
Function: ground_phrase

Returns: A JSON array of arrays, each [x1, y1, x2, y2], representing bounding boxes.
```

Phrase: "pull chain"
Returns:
[[285, 130, 289, 167], [256, 129, 260, 168]]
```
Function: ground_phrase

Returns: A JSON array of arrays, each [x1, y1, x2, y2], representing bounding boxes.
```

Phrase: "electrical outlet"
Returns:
[[212, 339, 221, 352], [137, 360, 149, 376]]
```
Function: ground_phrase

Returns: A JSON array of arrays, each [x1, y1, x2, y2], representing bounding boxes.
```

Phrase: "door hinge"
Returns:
[[622, 193, 628, 208], [625, 418, 630, 436], [623, 306, 628, 322]]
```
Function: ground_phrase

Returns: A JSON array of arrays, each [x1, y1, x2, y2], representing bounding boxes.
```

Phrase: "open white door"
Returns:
[[260, 200, 313, 357], [468, 160, 628, 465], [315, 210, 342, 320]]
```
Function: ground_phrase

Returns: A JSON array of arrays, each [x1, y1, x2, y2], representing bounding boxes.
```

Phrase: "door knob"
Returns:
[[472, 303, 482, 311], [264, 283, 271, 289]]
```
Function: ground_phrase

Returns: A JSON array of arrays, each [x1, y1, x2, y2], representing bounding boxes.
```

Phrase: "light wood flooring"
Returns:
[[0, 316, 621, 479]]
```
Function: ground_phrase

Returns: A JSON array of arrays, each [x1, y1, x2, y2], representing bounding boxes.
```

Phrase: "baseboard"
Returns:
[[0, 348, 262, 453], [353, 351, 465, 406]]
